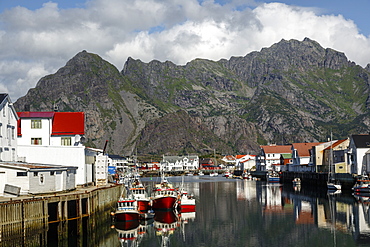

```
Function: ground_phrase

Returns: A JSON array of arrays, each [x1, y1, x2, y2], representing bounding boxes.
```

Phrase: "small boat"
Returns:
[[223, 171, 231, 178], [267, 171, 280, 183], [327, 134, 341, 191], [327, 179, 341, 191], [209, 172, 218, 177], [198, 171, 204, 176], [352, 175, 370, 193], [292, 178, 301, 186], [177, 177, 196, 213], [151, 173, 179, 210], [242, 172, 252, 180], [186, 172, 194, 176]]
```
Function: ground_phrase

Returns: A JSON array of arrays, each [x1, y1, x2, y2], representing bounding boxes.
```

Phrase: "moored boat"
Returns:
[[113, 197, 140, 222], [130, 175, 151, 213], [352, 175, 370, 193], [327, 134, 341, 191], [209, 172, 218, 177], [267, 171, 280, 183], [151, 174, 179, 210]]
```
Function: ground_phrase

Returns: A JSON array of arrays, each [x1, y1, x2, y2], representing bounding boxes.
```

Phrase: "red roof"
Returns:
[[17, 112, 84, 136], [292, 142, 322, 157], [52, 112, 84, 136], [261, 145, 292, 154]]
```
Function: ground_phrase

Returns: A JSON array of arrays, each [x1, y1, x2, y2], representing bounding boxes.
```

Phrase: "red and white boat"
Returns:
[[113, 197, 140, 222], [151, 174, 179, 210], [178, 189, 195, 212], [112, 184, 140, 222], [177, 176, 196, 212], [130, 175, 151, 213]]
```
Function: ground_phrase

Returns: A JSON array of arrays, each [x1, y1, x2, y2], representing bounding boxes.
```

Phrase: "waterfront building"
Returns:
[[347, 134, 370, 175], [16, 111, 91, 187], [0, 94, 18, 162], [161, 155, 199, 171], [235, 154, 256, 170], [290, 142, 322, 172], [0, 162, 77, 196], [322, 139, 349, 173], [257, 144, 292, 171]]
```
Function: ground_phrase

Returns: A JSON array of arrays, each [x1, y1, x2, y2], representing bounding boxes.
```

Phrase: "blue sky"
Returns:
[[1, 0, 370, 101]]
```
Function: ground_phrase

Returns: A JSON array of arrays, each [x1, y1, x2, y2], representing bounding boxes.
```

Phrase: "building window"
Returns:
[[50, 171, 55, 176], [31, 119, 42, 129], [31, 138, 42, 145], [17, 172, 27, 176], [34, 172, 38, 176], [61, 137, 72, 146], [11, 127, 15, 140]]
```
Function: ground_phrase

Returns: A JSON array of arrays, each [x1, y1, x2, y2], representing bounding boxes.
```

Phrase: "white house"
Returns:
[[0, 162, 77, 196], [0, 94, 18, 162], [347, 134, 370, 175], [162, 155, 199, 171], [257, 145, 292, 171], [235, 154, 256, 170], [16, 111, 92, 187]]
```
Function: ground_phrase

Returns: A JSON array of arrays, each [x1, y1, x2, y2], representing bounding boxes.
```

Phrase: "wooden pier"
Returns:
[[0, 184, 121, 244]]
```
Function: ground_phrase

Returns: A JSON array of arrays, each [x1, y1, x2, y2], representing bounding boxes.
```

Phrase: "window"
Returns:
[[61, 137, 72, 146], [31, 138, 42, 145], [50, 171, 55, 176], [34, 172, 38, 176], [17, 172, 27, 176], [31, 119, 42, 129]]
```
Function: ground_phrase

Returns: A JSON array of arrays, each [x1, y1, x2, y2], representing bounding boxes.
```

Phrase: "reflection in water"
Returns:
[[5, 177, 370, 246]]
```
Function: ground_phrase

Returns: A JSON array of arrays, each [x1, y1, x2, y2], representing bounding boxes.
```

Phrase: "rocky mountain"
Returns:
[[14, 38, 370, 156]]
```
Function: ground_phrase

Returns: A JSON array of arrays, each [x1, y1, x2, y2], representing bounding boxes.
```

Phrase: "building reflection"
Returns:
[[243, 181, 370, 245]]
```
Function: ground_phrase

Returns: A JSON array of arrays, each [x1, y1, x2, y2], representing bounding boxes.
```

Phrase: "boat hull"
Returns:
[[353, 186, 370, 193], [180, 204, 196, 212], [327, 183, 341, 191], [137, 200, 151, 212], [152, 196, 177, 210], [268, 177, 280, 183], [114, 211, 140, 222]]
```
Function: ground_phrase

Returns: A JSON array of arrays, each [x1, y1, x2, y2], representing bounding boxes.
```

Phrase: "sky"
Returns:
[[1, 0, 370, 101]]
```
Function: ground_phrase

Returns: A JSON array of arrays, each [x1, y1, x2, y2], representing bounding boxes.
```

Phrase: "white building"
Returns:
[[16, 111, 92, 187], [162, 155, 199, 171], [0, 94, 18, 162], [0, 162, 77, 196], [235, 154, 256, 170], [347, 134, 370, 175]]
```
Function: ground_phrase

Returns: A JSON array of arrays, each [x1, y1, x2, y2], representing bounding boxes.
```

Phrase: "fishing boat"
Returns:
[[352, 175, 370, 193], [177, 177, 196, 213], [113, 194, 140, 222], [327, 135, 341, 191], [151, 174, 179, 210], [130, 175, 151, 213]]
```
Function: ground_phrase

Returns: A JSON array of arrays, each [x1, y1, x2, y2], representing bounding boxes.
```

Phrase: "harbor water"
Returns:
[[4, 175, 370, 246]]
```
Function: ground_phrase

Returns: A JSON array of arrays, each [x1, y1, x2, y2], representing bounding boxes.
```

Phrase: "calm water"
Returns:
[[23, 176, 370, 246]]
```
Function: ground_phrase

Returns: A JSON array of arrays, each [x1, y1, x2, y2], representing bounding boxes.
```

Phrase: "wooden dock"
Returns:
[[0, 184, 121, 244]]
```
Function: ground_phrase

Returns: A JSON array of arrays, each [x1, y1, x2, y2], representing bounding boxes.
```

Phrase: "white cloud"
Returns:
[[0, 0, 369, 101]]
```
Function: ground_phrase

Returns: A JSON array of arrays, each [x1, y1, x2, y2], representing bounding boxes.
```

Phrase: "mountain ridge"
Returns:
[[14, 38, 370, 156]]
